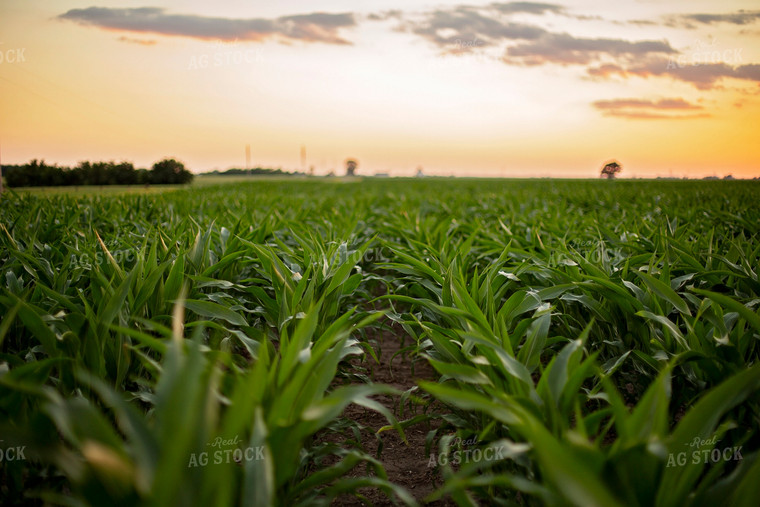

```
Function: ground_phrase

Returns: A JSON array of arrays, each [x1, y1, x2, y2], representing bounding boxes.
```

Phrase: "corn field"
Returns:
[[1, 178, 759, 506]]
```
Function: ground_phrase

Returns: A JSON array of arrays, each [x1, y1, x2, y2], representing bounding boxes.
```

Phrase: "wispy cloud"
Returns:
[[394, 1, 611, 55], [589, 59, 760, 90], [491, 2, 565, 15], [402, 6, 547, 52], [667, 10, 760, 29], [502, 33, 675, 65], [58, 7, 356, 45], [492, 2, 601, 21], [400, 3, 760, 91], [396, 3, 677, 66], [118, 36, 157, 46], [592, 97, 708, 119], [61, 5, 760, 92], [367, 10, 403, 22], [626, 19, 659, 27]]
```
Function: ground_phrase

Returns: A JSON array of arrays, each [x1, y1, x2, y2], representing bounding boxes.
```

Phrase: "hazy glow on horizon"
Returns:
[[1, 0, 759, 178]]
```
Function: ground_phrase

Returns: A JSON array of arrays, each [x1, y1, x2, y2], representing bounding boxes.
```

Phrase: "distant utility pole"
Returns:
[[245, 144, 251, 170], [300, 145, 306, 172]]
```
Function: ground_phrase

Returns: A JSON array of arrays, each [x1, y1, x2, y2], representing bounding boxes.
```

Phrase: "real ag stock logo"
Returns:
[[666, 435, 742, 468], [428, 436, 506, 467], [187, 434, 265, 468], [667, 38, 742, 69]]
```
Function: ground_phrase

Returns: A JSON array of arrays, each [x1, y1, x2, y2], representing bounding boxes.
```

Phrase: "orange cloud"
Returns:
[[58, 7, 356, 45], [592, 97, 709, 119], [588, 59, 760, 90], [117, 36, 157, 46]]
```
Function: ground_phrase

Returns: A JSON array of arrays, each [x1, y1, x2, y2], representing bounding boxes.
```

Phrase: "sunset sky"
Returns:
[[1, 1, 759, 178]]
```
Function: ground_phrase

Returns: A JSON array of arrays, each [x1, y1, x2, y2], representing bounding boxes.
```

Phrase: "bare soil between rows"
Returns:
[[320, 322, 457, 506]]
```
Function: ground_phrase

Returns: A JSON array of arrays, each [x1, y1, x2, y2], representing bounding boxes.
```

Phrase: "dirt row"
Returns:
[[323, 322, 457, 506]]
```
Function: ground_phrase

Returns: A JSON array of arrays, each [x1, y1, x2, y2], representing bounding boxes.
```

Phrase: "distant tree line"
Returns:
[[2, 158, 193, 187], [204, 167, 306, 177]]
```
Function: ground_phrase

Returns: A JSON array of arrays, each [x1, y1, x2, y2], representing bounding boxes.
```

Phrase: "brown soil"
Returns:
[[323, 322, 457, 506]]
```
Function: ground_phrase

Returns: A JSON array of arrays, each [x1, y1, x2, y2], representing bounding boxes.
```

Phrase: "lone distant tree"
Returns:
[[601, 160, 622, 179], [345, 159, 358, 177]]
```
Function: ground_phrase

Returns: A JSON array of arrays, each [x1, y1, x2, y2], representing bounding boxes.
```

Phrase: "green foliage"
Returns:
[[3, 158, 192, 187], [1, 178, 759, 505], [150, 159, 194, 185], [372, 179, 760, 505], [203, 167, 307, 177]]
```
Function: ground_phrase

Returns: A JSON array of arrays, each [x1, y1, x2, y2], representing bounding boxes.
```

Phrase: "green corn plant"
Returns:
[[421, 361, 760, 506], [0, 299, 413, 506], [2, 178, 759, 506]]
